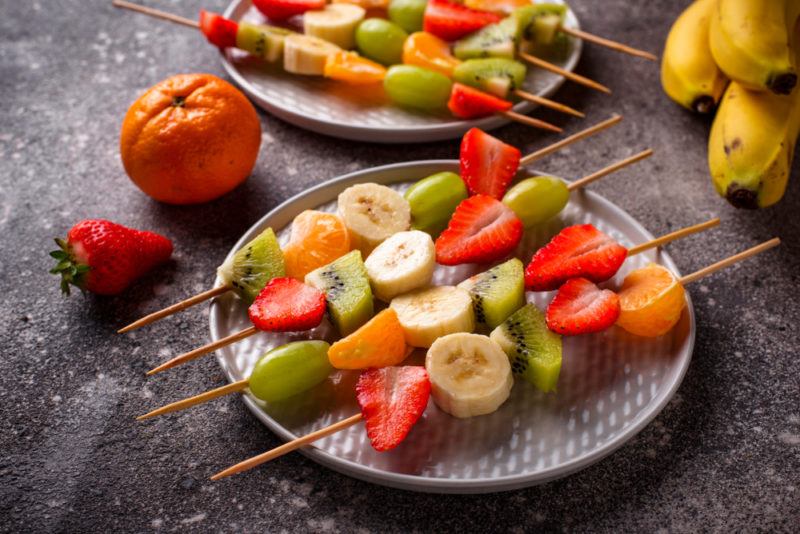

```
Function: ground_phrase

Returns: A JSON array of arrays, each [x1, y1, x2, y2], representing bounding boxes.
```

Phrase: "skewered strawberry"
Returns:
[[50, 219, 172, 296], [423, 0, 501, 42], [435, 195, 523, 265], [545, 278, 620, 335], [448, 82, 513, 119], [460, 128, 521, 199], [525, 224, 628, 291], [199, 9, 238, 48], [253, 0, 326, 21], [248, 277, 327, 332]]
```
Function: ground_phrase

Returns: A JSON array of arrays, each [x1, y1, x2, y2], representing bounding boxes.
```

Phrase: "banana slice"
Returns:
[[304, 4, 366, 50], [283, 34, 341, 75], [365, 230, 435, 302], [390, 286, 475, 348], [337, 183, 411, 255], [426, 333, 513, 418]]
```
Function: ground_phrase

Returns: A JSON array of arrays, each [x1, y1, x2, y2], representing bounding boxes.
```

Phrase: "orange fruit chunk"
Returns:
[[283, 210, 351, 281], [120, 73, 261, 205], [328, 308, 408, 369], [324, 51, 387, 84], [616, 263, 686, 337], [402, 32, 462, 78]]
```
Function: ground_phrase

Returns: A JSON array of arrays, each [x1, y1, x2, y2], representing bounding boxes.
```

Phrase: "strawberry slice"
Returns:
[[199, 10, 238, 48], [253, 0, 326, 21], [356, 366, 430, 452], [248, 277, 326, 332], [448, 83, 513, 119], [435, 195, 523, 265], [460, 128, 520, 199], [423, 0, 501, 41], [546, 278, 621, 335], [525, 224, 628, 291]]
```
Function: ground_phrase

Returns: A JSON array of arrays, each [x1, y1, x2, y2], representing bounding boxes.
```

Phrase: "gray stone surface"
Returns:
[[1, 0, 798, 532]]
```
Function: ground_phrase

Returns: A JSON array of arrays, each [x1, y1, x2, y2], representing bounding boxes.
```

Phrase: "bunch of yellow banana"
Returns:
[[661, 0, 800, 209]]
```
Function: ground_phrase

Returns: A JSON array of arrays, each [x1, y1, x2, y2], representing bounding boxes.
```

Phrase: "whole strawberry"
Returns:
[[50, 219, 173, 295]]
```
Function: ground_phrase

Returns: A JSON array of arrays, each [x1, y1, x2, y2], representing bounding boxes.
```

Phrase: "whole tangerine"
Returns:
[[120, 73, 261, 205]]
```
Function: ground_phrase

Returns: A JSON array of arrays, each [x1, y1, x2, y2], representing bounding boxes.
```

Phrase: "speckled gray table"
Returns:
[[1, 1, 798, 532]]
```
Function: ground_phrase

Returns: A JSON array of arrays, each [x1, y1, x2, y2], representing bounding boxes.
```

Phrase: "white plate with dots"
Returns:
[[208, 160, 695, 493], [219, 0, 583, 142]]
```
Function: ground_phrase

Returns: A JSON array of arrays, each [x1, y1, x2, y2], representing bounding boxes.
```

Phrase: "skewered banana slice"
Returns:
[[283, 34, 341, 75], [426, 333, 513, 418], [390, 286, 475, 348], [304, 3, 366, 50], [364, 230, 435, 302], [337, 183, 411, 255]]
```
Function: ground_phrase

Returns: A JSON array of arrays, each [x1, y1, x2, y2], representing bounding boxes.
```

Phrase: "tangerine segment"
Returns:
[[324, 51, 387, 84], [283, 211, 351, 281], [402, 32, 462, 78], [328, 308, 408, 369], [616, 263, 686, 337]]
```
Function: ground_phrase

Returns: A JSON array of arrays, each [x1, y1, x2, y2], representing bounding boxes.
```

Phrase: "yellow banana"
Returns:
[[708, 81, 800, 208], [709, 0, 799, 95], [661, 0, 727, 113]]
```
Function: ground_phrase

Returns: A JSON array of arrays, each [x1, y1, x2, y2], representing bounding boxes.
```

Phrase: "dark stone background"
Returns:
[[1, 0, 798, 532]]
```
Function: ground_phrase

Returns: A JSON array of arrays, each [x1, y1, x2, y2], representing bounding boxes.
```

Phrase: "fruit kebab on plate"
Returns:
[[112, 1, 566, 131], [198, 238, 779, 481], [118, 115, 623, 334]]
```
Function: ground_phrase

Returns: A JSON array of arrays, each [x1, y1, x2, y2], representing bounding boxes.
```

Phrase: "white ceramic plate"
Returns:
[[208, 160, 695, 493], [219, 0, 583, 142]]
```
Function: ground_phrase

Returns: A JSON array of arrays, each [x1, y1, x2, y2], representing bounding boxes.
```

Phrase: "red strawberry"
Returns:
[[253, 0, 325, 21], [248, 277, 326, 332], [435, 195, 523, 265], [50, 219, 172, 296], [525, 224, 628, 291], [546, 278, 620, 335], [356, 366, 430, 452], [423, 0, 501, 42], [199, 10, 238, 48], [460, 128, 520, 199], [448, 83, 513, 119]]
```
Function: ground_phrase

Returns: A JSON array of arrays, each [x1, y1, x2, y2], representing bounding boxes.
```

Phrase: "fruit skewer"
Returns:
[[111, 1, 580, 127], [148, 211, 710, 376], [546, 237, 780, 337], [118, 115, 623, 334], [209, 238, 777, 482]]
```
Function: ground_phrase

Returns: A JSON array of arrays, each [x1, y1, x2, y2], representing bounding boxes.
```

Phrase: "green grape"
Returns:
[[248, 341, 332, 403], [404, 172, 468, 236], [388, 0, 427, 33], [355, 18, 408, 66], [384, 65, 453, 111], [502, 176, 569, 228]]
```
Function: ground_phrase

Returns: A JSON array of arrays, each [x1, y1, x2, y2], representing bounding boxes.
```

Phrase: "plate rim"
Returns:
[[219, 0, 584, 142], [208, 159, 696, 493]]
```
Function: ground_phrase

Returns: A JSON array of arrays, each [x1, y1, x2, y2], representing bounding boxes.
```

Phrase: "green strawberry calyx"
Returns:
[[49, 238, 91, 296]]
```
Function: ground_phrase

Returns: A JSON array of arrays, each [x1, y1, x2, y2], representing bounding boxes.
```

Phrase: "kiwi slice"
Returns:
[[453, 16, 522, 61], [490, 303, 562, 393], [236, 22, 291, 63], [514, 4, 567, 42], [217, 227, 285, 303], [458, 258, 525, 330], [452, 58, 527, 98], [305, 250, 374, 336]]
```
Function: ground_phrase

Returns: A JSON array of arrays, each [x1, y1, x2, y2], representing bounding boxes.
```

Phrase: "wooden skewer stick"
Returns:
[[147, 326, 259, 376], [566, 148, 653, 192], [678, 238, 780, 285], [519, 52, 611, 94], [137, 379, 250, 420], [112, 0, 198, 28], [627, 218, 720, 257], [512, 89, 584, 118], [520, 114, 622, 166], [211, 413, 364, 481], [559, 26, 657, 62], [119, 285, 230, 334], [501, 111, 563, 133]]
